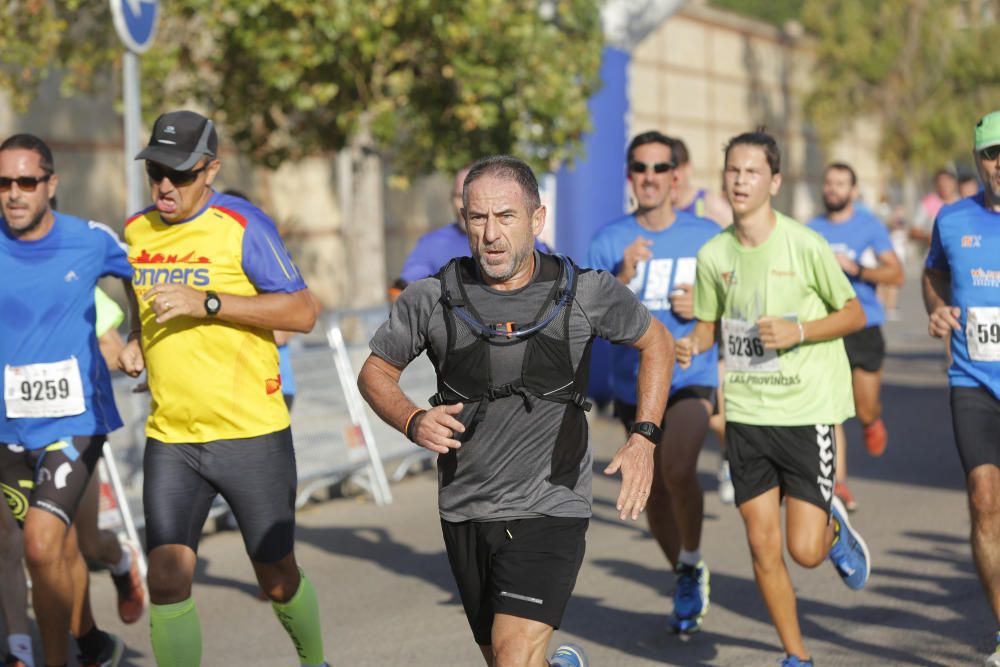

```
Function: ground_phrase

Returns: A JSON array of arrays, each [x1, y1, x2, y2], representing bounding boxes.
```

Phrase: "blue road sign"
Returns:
[[110, 0, 160, 54]]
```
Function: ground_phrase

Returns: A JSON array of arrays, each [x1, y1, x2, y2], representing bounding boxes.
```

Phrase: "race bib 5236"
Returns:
[[722, 318, 780, 372]]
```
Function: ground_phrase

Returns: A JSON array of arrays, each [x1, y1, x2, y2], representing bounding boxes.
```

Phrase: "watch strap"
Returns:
[[204, 290, 221, 316], [629, 420, 662, 444]]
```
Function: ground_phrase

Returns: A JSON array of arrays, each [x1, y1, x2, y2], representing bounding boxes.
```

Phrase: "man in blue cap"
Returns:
[[923, 110, 1000, 666]]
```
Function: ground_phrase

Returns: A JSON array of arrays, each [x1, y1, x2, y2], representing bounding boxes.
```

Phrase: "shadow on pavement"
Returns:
[[824, 382, 966, 493], [589, 551, 975, 666], [294, 524, 459, 604], [193, 556, 261, 599], [574, 558, 773, 664], [565, 592, 777, 665]]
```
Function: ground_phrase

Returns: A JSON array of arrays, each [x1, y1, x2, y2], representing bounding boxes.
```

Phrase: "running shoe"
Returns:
[[717, 460, 735, 505], [111, 543, 146, 624], [834, 480, 858, 512], [828, 496, 871, 590], [670, 560, 710, 633], [780, 656, 814, 667], [3, 655, 28, 667], [78, 632, 124, 667], [549, 643, 588, 667], [984, 630, 1000, 667], [863, 418, 888, 457]]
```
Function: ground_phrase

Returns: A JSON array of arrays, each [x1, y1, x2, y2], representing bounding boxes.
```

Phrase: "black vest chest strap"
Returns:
[[429, 253, 591, 440]]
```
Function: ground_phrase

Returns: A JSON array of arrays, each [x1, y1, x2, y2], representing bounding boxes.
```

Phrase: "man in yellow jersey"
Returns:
[[117, 110, 327, 667]]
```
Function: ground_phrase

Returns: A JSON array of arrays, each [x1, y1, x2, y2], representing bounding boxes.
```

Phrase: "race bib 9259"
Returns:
[[4, 357, 85, 418]]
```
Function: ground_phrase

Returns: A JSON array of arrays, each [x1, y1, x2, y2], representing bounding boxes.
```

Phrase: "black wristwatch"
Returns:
[[629, 421, 663, 444], [204, 290, 222, 317]]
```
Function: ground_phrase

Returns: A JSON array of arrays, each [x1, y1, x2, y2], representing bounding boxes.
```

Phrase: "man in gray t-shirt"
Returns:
[[358, 155, 673, 667]]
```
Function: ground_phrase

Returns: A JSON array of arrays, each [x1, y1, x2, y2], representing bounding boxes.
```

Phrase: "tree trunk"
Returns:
[[338, 113, 387, 310]]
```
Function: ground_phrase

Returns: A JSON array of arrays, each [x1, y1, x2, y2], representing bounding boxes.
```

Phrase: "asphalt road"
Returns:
[[17, 266, 996, 666]]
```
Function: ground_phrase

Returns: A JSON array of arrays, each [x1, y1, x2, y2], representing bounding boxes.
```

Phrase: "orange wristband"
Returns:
[[404, 408, 426, 442]]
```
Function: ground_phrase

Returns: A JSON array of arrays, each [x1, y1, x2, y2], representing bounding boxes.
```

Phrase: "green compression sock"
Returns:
[[150, 598, 202, 667], [271, 569, 326, 666]]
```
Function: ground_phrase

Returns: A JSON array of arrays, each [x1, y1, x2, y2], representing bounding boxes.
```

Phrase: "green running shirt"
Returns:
[[694, 212, 857, 426]]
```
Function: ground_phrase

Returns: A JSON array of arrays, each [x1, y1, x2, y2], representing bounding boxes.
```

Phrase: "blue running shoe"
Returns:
[[985, 630, 1000, 666], [669, 560, 710, 633], [828, 495, 871, 590], [550, 643, 587, 667], [780, 656, 814, 667]]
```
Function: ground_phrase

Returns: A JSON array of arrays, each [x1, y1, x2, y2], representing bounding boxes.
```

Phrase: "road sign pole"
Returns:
[[111, 0, 160, 217], [123, 50, 144, 216]]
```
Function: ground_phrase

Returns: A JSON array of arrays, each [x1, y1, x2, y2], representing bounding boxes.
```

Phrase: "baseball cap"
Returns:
[[135, 110, 218, 170], [974, 110, 1000, 151]]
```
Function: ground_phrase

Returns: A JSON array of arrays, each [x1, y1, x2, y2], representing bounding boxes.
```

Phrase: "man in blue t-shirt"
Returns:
[[392, 166, 550, 297], [0, 134, 130, 667], [808, 163, 903, 511], [588, 131, 720, 634], [670, 136, 732, 228], [924, 110, 1000, 667]]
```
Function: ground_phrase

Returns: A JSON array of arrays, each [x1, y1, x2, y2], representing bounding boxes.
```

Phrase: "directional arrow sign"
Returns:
[[110, 0, 160, 53]]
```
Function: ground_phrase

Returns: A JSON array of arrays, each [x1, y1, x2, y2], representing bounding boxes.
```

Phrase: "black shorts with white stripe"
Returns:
[[440, 515, 588, 645], [725, 422, 836, 516]]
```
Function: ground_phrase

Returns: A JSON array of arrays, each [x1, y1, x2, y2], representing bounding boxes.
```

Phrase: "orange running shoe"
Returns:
[[863, 418, 888, 457], [834, 481, 858, 512], [111, 543, 146, 624]]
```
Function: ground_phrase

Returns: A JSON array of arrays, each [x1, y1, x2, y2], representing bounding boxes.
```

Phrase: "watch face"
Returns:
[[631, 421, 660, 442], [206, 295, 221, 314]]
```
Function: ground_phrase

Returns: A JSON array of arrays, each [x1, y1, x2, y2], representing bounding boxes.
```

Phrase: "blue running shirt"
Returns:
[[588, 212, 720, 404], [679, 188, 707, 218], [278, 343, 296, 397], [808, 208, 894, 327], [926, 194, 1000, 398], [0, 213, 132, 449]]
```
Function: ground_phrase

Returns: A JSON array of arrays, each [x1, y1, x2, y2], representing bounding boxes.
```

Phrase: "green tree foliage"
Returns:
[[0, 0, 603, 177], [708, 0, 804, 26], [802, 0, 1000, 173]]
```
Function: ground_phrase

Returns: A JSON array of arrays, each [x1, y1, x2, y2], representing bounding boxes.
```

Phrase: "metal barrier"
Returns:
[[104, 306, 438, 536]]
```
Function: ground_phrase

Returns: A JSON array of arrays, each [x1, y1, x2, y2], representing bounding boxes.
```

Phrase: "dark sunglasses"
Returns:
[[979, 145, 1000, 162], [145, 162, 209, 186], [0, 174, 51, 193], [629, 160, 675, 175]]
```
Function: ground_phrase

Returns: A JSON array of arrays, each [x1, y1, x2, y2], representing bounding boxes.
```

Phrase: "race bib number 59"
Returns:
[[722, 318, 780, 372], [4, 358, 85, 418], [966, 307, 1000, 362]]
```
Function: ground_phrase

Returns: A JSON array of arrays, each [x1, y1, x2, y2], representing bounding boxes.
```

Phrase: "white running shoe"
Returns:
[[717, 460, 735, 505]]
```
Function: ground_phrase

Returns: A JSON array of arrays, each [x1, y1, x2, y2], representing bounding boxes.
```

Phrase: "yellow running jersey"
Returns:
[[125, 192, 307, 443]]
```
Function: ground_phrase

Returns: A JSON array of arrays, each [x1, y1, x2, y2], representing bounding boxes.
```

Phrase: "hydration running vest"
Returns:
[[428, 253, 593, 441]]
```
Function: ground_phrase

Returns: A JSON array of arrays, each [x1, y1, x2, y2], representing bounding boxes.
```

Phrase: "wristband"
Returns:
[[404, 408, 426, 442], [797, 322, 805, 345], [128, 329, 142, 342]]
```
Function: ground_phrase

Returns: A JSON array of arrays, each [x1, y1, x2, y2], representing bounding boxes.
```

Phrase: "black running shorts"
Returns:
[[0, 435, 104, 526], [613, 384, 716, 432], [441, 516, 588, 645], [143, 427, 297, 563], [843, 325, 886, 373], [950, 386, 1000, 476], [726, 422, 836, 515]]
